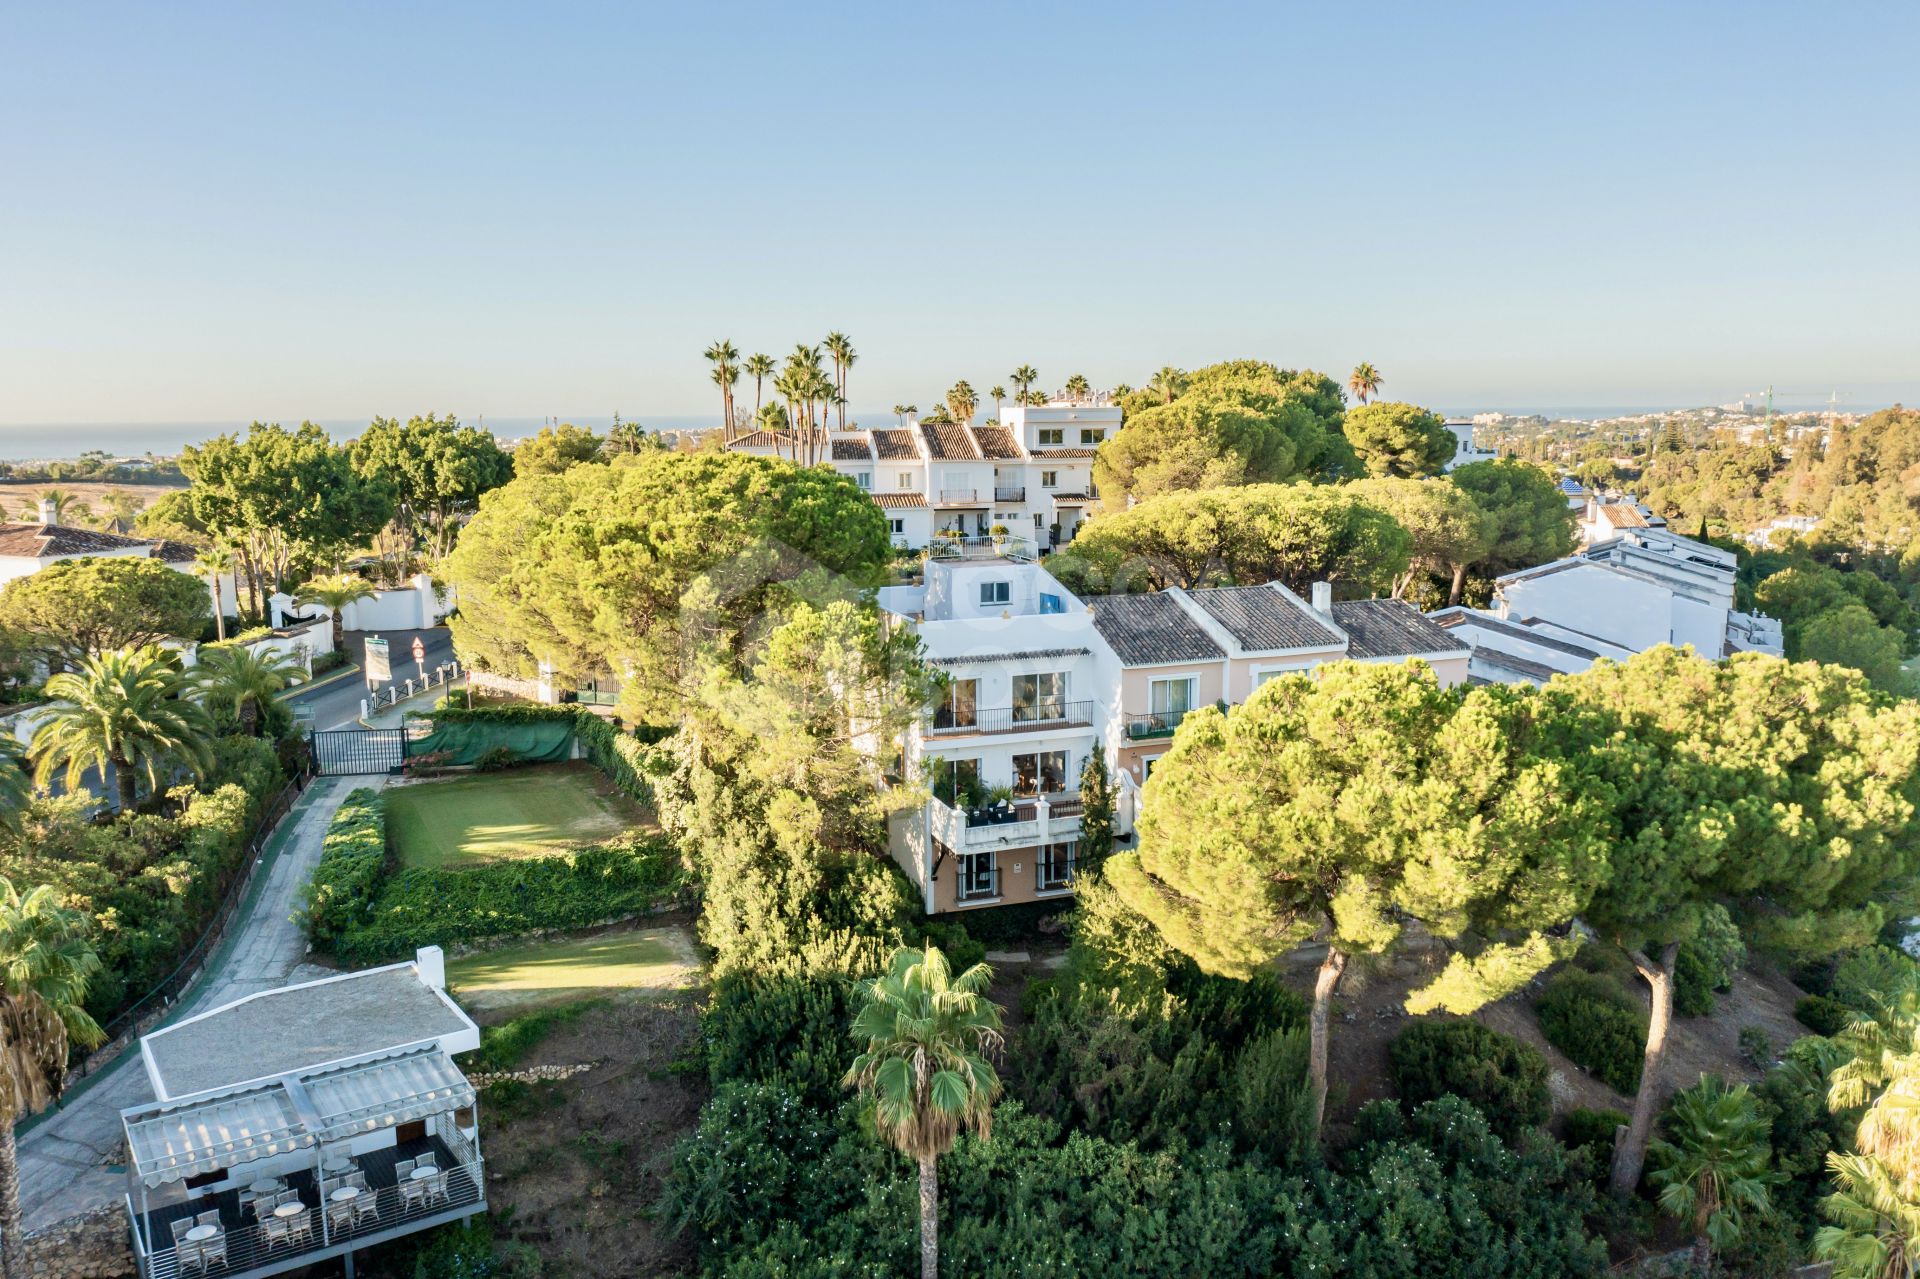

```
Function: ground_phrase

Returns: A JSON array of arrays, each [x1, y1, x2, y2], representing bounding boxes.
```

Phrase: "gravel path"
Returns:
[[18, 775, 385, 1230]]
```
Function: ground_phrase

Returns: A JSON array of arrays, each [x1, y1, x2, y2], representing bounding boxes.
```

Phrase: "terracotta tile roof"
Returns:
[[871, 430, 920, 460], [1087, 593, 1224, 665], [728, 429, 792, 450], [1050, 492, 1091, 503], [151, 540, 204, 564], [872, 492, 928, 509], [1188, 585, 1342, 652], [1594, 504, 1649, 528], [918, 423, 979, 459], [1329, 599, 1469, 659], [0, 522, 152, 559], [970, 427, 1023, 459], [831, 437, 873, 460], [1028, 447, 1099, 459]]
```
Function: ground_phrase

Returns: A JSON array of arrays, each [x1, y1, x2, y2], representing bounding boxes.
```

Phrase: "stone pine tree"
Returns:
[[1549, 648, 1920, 1195], [1107, 662, 1611, 1134]]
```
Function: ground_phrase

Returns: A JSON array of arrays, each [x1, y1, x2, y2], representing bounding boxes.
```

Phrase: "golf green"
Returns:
[[447, 926, 699, 1012], [385, 762, 650, 868]]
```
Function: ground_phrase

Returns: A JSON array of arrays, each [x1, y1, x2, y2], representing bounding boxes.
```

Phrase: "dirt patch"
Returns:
[[480, 993, 707, 1278], [0, 480, 185, 522]]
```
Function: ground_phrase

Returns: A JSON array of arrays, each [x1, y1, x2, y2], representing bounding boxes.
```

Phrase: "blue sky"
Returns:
[[2, 1, 1916, 429]]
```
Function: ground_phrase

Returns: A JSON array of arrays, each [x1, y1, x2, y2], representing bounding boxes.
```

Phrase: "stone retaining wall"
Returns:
[[23, 1205, 136, 1279]]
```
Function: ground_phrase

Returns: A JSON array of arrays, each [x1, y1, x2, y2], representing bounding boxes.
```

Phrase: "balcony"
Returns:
[[1125, 707, 1192, 740], [936, 488, 985, 505], [929, 699, 1095, 736], [928, 534, 1035, 562], [929, 791, 1081, 851], [993, 485, 1026, 502]]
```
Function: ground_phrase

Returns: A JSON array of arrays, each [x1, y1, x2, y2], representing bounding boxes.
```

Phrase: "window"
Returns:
[[1041, 470, 1058, 488], [1039, 593, 1064, 614], [854, 471, 872, 490], [979, 581, 1011, 607], [890, 518, 906, 535], [1080, 428, 1105, 444], [1038, 841, 1077, 892], [1012, 672, 1065, 721], [932, 755, 981, 806], [1149, 676, 1197, 726], [1143, 755, 1162, 781], [1038, 428, 1064, 445], [1013, 749, 1069, 795], [957, 851, 998, 902], [897, 473, 913, 490], [937, 678, 978, 729]]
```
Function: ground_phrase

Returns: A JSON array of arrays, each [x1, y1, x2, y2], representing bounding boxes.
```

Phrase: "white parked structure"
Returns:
[[878, 552, 1469, 914], [1430, 524, 1783, 686], [727, 393, 1119, 550], [120, 949, 485, 1279]]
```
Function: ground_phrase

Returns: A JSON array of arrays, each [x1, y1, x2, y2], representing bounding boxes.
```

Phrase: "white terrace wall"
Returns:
[[270, 574, 452, 635]]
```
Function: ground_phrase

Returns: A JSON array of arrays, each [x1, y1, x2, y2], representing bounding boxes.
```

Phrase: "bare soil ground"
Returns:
[[479, 992, 707, 1278], [0, 480, 183, 521]]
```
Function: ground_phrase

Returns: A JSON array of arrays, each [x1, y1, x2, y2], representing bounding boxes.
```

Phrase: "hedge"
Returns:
[[1535, 968, 1648, 1095], [299, 788, 390, 950], [1386, 1018, 1551, 1141], [325, 835, 688, 967]]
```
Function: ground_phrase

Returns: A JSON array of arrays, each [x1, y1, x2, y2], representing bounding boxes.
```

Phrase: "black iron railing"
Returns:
[[930, 700, 1094, 735]]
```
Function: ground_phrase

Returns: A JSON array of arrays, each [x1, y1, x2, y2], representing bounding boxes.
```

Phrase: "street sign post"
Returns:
[[411, 635, 426, 679], [364, 636, 391, 687]]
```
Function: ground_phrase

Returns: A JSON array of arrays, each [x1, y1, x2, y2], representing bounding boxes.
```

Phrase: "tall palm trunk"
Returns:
[[113, 750, 137, 814], [1610, 942, 1680, 1195], [0, 1121, 23, 1279], [917, 1153, 938, 1279], [1308, 947, 1347, 1133], [208, 572, 226, 641]]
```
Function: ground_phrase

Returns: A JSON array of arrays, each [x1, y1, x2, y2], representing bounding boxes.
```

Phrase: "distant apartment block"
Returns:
[[877, 554, 1468, 915], [727, 394, 1120, 550]]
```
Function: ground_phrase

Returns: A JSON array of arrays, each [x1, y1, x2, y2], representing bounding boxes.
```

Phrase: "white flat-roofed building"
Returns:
[[120, 949, 485, 1279]]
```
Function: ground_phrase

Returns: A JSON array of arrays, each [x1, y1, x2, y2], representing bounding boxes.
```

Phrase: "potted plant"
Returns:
[[990, 522, 1010, 551]]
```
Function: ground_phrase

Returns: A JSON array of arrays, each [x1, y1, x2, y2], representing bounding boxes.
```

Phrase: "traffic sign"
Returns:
[[364, 636, 391, 684], [411, 636, 426, 662]]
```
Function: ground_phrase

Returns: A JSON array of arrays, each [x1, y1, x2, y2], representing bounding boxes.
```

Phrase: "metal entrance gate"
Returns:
[[312, 728, 407, 775]]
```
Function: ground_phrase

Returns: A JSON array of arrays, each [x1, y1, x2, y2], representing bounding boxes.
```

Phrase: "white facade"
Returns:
[[1442, 420, 1496, 472]]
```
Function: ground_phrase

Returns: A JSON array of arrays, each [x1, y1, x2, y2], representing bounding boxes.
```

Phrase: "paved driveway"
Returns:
[[18, 775, 385, 1230]]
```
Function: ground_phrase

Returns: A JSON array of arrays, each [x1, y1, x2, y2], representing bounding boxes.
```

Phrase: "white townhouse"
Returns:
[[0, 497, 161, 585], [1429, 524, 1783, 686], [1442, 420, 1496, 472], [725, 392, 1121, 552], [877, 549, 1469, 916]]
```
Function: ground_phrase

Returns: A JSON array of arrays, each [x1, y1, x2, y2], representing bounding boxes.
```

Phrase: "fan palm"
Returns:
[[946, 381, 978, 428], [0, 878, 104, 1279], [1009, 364, 1038, 401], [1648, 1075, 1780, 1276], [989, 386, 1006, 416], [1348, 361, 1382, 404], [1817, 1152, 1920, 1279], [844, 946, 1004, 1279], [1063, 373, 1090, 400], [194, 644, 305, 737], [30, 647, 212, 814], [294, 575, 376, 653], [824, 332, 857, 430], [0, 739, 29, 835], [1148, 365, 1187, 404], [704, 340, 741, 438], [193, 544, 237, 642], [744, 353, 776, 421]]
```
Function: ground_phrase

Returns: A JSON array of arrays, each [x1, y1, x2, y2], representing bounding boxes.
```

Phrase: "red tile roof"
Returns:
[[0, 522, 153, 559]]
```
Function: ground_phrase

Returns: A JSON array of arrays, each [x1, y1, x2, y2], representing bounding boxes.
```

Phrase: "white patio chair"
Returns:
[[198, 1232, 228, 1270], [352, 1190, 381, 1225], [195, 1209, 219, 1227], [177, 1239, 205, 1273], [347, 1170, 368, 1190], [327, 1198, 356, 1235], [395, 1158, 416, 1180], [424, 1170, 450, 1206], [262, 1214, 292, 1250], [416, 1151, 436, 1169], [169, 1219, 192, 1247], [400, 1176, 428, 1211], [287, 1207, 314, 1246]]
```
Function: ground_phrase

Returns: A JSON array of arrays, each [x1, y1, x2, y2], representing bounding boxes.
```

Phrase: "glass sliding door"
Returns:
[[936, 678, 978, 730], [1011, 672, 1064, 723], [1012, 750, 1069, 796]]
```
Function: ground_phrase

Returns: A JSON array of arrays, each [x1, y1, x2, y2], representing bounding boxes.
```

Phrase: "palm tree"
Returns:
[[902, 403, 918, 424], [31, 648, 212, 814], [1009, 364, 1039, 402], [193, 544, 236, 642], [1815, 984, 1920, 1276], [1111, 383, 1132, 398], [1348, 361, 1382, 404], [1817, 1152, 1920, 1279], [194, 644, 305, 737], [824, 332, 857, 430], [744, 353, 776, 422], [294, 576, 376, 653], [1148, 366, 1187, 404], [0, 878, 104, 1279], [703, 340, 741, 439], [1648, 1076, 1780, 1276], [892, 404, 909, 427], [989, 386, 1007, 417], [844, 946, 1004, 1279], [0, 739, 29, 835], [946, 381, 978, 428], [1064, 373, 1090, 401]]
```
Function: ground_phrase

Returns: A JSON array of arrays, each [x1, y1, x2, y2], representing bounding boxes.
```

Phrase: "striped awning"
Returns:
[[122, 1045, 472, 1187], [124, 1084, 312, 1185], [307, 1048, 475, 1141]]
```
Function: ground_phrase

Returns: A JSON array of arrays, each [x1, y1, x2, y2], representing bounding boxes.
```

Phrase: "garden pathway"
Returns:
[[17, 775, 385, 1231]]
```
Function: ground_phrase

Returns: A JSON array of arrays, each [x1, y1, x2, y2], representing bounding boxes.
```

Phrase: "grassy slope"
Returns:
[[384, 762, 648, 868], [447, 926, 699, 1013]]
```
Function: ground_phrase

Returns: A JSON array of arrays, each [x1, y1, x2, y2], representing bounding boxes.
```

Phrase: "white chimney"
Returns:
[[415, 945, 447, 990], [1310, 581, 1333, 615], [37, 497, 56, 526]]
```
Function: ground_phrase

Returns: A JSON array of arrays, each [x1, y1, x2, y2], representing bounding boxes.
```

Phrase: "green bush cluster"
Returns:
[[1674, 903, 1746, 1017], [299, 788, 388, 950], [1794, 994, 1852, 1036], [1386, 1018, 1551, 1141], [574, 712, 670, 810], [466, 999, 608, 1073], [1535, 968, 1647, 1095], [701, 971, 856, 1108], [1561, 1107, 1627, 1165]]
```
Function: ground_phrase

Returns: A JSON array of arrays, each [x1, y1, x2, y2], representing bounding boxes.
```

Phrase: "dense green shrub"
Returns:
[[1387, 1018, 1551, 1140], [1535, 968, 1647, 1094], [326, 835, 687, 966], [1561, 1107, 1627, 1163], [930, 898, 1073, 945], [1674, 904, 1746, 1017], [1795, 994, 1852, 1036], [466, 998, 608, 1073], [701, 972, 854, 1108], [473, 744, 517, 772], [917, 920, 986, 974], [574, 711, 671, 810], [1830, 944, 1920, 1011], [298, 788, 389, 950]]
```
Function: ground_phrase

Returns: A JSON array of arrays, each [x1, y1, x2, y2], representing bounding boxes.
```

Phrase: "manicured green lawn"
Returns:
[[447, 926, 699, 1012], [385, 762, 650, 868]]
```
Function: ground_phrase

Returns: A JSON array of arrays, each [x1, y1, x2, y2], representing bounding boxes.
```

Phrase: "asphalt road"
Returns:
[[283, 626, 457, 729]]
